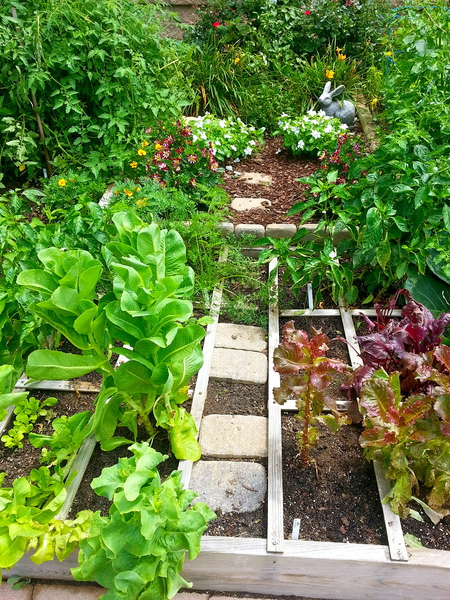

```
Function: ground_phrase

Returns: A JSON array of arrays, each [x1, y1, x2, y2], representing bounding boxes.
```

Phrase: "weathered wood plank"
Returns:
[[7, 538, 450, 599], [280, 308, 403, 318], [178, 249, 227, 489], [56, 435, 97, 520], [15, 378, 100, 393], [267, 259, 283, 554], [340, 303, 408, 562], [0, 404, 14, 436]]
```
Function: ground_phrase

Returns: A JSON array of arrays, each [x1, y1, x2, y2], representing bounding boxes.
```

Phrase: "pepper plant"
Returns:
[[17, 212, 209, 460], [273, 321, 350, 467]]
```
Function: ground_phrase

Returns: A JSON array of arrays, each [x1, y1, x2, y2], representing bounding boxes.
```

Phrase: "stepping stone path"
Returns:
[[191, 323, 268, 513], [237, 172, 273, 185], [231, 197, 271, 212]]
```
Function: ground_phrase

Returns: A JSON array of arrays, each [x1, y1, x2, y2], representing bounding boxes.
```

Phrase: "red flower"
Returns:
[[213, 22, 221, 27], [304, 10, 311, 15]]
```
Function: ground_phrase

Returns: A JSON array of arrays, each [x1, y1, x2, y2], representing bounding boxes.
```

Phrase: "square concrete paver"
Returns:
[[174, 593, 209, 600], [210, 348, 267, 384], [190, 461, 266, 513], [33, 583, 104, 599], [199, 415, 268, 458], [215, 323, 267, 353], [0, 582, 33, 600]]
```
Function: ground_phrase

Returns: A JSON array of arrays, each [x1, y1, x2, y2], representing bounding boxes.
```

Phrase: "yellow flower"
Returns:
[[386, 51, 393, 56], [18, 164, 25, 172], [124, 189, 133, 197], [336, 47, 342, 53], [141, 140, 149, 147], [136, 198, 147, 208], [58, 178, 67, 187], [130, 161, 138, 168], [234, 56, 240, 64], [326, 69, 335, 79], [155, 144, 163, 150], [135, 187, 141, 192], [137, 149, 147, 156], [114, 190, 120, 194], [337, 53, 346, 61]]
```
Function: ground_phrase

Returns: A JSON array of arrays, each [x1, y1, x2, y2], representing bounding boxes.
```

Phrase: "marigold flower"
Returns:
[[136, 199, 147, 208], [137, 149, 146, 156], [124, 189, 133, 197], [326, 69, 335, 79], [130, 161, 138, 168], [141, 140, 149, 147], [58, 178, 67, 187], [336, 47, 342, 53], [337, 53, 346, 61], [234, 57, 240, 64]]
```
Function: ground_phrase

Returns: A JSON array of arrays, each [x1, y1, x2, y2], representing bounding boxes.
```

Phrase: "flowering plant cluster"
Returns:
[[276, 110, 349, 157], [43, 170, 105, 209], [317, 132, 363, 183], [130, 120, 222, 197], [186, 114, 265, 163]]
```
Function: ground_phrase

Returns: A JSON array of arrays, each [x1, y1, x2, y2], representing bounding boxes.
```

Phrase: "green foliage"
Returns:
[[0, 467, 92, 577], [0, 0, 191, 180], [41, 171, 106, 210], [1, 395, 57, 449], [273, 321, 350, 466], [72, 442, 216, 600], [18, 213, 208, 460]]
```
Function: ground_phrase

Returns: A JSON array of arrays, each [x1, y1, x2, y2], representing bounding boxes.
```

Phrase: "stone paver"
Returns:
[[189, 461, 266, 513], [199, 415, 268, 458], [0, 582, 33, 600], [215, 323, 267, 352], [234, 223, 265, 240], [265, 223, 297, 238], [33, 583, 104, 599], [231, 197, 271, 212], [217, 222, 234, 237], [210, 348, 267, 384], [237, 172, 273, 185]]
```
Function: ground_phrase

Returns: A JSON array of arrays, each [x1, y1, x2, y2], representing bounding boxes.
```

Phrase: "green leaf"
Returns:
[[168, 409, 201, 461], [16, 270, 58, 294], [362, 208, 382, 251], [114, 361, 154, 394], [26, 350, 107, 380], [405, 266, 450, 316]]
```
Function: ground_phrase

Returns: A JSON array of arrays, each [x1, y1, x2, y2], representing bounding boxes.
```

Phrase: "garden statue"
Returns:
[[318, 82, 356, 128]]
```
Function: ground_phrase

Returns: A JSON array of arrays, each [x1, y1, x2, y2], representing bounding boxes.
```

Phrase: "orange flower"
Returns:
[[124, 189, 133, 197], [130, 161, 138, 168], [58, 178, 67, 187]]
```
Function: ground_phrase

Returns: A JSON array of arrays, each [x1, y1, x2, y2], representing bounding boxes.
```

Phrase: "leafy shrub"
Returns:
[[0, 0, 191, 180], [42, 171, 106, 210], [187, 113, 265, 161]]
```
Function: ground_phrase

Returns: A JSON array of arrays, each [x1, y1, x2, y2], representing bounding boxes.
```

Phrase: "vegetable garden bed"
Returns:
[[4, 258, 450, 600]]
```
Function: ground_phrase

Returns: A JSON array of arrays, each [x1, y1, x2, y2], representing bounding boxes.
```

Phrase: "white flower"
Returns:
[[311, 130, 321, 139], [244, 147, 253, 155], [192, 134, 198, 142], [297, 140, 305, 149], [248, 140, 256, 146], [292, 126, 300, 135], [318, 110, 326, 117], [215, 140, 221, 145], [275, 148, 281, 154], [234, 158, 240, 163], [226, 165, 233, 171], [324, 125, 333, 133], [224, 134, 232, 139], [340, 124, 349, 130], [307, 109, 317, 117], [200, 132, 207, 140], [230, 145, 237, 151], [219, 120, 226, 128]]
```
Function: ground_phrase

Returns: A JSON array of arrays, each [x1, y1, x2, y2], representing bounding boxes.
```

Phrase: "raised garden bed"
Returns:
[[4, 255, 450, 600]]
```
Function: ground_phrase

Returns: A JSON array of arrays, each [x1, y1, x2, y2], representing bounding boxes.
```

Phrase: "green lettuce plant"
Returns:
[[17, 212, 209, 460], [1, 395, 57, 449], [0, 467, 92, 578], [273, 321, 350, 467], [72, 442, 216, 600]]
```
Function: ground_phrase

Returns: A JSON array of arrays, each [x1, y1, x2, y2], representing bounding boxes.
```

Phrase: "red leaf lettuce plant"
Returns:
[[273, 321, 350, 467], [345, 290, 450, 519]]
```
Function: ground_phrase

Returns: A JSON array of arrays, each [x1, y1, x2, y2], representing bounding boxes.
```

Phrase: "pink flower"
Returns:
[[213, 22, 221, 27], [189, 178, 197, 187], [304, 10, 311, 15]]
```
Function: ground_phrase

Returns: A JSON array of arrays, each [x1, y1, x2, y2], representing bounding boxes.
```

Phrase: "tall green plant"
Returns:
[[0, 0, 191, 179], [17, 213, 209, 460]]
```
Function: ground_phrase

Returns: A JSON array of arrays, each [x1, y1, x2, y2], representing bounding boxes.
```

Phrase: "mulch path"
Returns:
[[222, 136, 317, 227]]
